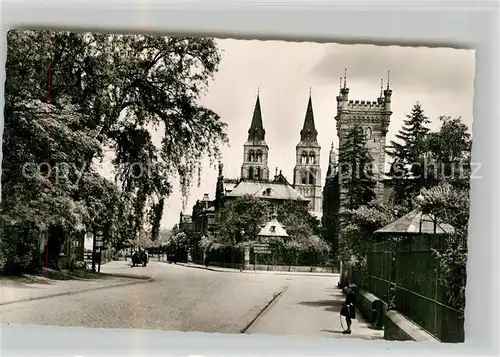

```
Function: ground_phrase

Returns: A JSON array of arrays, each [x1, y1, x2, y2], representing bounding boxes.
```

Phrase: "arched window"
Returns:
[[256, 167, 261, 180], [301, 151, 308, 164], [309, 152, 315, 164], [256, 150, 263, 163], [248, 150, 254, 162], [301, 170, 307, 184], [365, 127, 372, 140]]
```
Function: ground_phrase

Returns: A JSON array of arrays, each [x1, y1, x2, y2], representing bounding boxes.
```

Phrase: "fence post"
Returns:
[[388, 236, 398, 311]]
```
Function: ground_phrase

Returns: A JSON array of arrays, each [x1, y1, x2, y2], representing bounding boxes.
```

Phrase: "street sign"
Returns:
[[254, 242, 270, 254], [254, 243, 269, 248]]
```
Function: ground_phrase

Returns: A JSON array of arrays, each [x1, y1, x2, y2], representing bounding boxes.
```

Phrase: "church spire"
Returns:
[[247, 91, 266, 142], [300, 91, 318, 142], [326, 142, 338, 178]]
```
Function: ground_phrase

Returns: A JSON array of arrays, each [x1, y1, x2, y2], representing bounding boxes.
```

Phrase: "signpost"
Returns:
[[95, 231, 103, 273], [253, 243, 271, 271]]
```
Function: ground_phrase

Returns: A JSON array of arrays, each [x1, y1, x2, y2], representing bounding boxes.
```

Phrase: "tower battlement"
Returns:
[[347, 99, 385, 111]]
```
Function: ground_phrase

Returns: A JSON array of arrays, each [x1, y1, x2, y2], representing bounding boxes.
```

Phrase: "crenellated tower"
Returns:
[[335, 69, 392, 201], [241, 90, 270, 181], [293, 90, 322, 213]]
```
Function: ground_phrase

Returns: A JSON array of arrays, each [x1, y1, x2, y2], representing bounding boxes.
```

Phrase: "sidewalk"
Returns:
[[245, 274, 384, 340], [176, 262, 339, 277], [0, 264, 151, 306]]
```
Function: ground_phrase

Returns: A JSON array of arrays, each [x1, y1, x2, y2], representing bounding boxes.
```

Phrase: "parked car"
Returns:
[[131, 249, 148, 267]]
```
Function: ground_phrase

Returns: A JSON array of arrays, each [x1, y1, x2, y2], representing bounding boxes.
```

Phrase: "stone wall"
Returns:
[[384, 310, 439, 342]]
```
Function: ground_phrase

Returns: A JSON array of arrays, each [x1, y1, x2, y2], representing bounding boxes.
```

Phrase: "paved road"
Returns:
[[0, 261, 289, 334], [0, 261, 381, 339], [246, 272, 384, 340]]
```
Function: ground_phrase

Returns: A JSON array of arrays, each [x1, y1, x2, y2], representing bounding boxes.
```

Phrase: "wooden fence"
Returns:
[[360, 235, 465, 343]]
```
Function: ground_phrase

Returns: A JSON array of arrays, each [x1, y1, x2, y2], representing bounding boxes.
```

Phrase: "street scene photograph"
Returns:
[[1, 30, 474, 343]]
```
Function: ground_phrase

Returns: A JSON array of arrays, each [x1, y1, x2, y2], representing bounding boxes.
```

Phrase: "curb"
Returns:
[[99, 272, 151, 280], [179, 264, 337, 277], [179, 264, 241, 274], [240, 285, 289, 334], [0, 276, 153, 307]]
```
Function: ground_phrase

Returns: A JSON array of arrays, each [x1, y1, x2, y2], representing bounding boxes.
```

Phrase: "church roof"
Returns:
[[258, 214, 289, 238], [223, 181, 238, 195], [247, 93, 266, 142], [299, 93, 318, 142], [226, 181, 309, 202]]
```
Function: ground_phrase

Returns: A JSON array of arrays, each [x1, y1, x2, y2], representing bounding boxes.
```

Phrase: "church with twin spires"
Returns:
[[188, 72, 393, 235], [216, 89, 325, 219]]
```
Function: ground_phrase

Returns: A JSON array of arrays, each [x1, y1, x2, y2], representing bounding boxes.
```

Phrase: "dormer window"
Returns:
[[270, 226, 276, 232]]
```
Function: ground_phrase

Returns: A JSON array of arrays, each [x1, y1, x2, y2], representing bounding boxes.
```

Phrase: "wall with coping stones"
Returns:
[[345, 288, 439, 342], [384, 310, 440, 342]]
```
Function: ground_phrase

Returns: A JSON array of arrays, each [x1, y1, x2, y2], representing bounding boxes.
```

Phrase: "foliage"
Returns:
[[2, 30, 227, 273], [414, 183, 469, 310], [165, 232, 189, 251], [338, 125, 377, 210], [386, 111, 471, 309], [388, 102, 431, 165], [213, 195, 270, 246], [199, 234, 224, 251], [134, 229, 155, 249], [211, 196, 328, 256], [387, 104, 471, 208], [386, 102, 431, 202], [425, 116, 472, 191], [338, 204, 396, 271], [322, 169, 340, 256]]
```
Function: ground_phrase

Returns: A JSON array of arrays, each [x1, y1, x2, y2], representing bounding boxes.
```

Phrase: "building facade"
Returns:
[[335, 72, 393, 202], [293, 93, 323, 215], [223, 92, 317, 214], [240, 94, 270, 181]]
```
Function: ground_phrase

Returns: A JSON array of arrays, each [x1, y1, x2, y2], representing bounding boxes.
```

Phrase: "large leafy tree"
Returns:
[[338, 125, 377, 211], [213, 195, 270, 247], [338, 204, 395, 270], [2, 30, 227, 273], [212, 196, 327, 260], [426, 116, 472, 190]]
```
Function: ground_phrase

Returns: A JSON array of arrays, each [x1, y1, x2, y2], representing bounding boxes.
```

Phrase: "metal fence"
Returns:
[[365, 235, 465, 343]]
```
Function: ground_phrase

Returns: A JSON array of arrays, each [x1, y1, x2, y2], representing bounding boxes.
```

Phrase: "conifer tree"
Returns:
[[386, 102, 431, 200], [338, 125, 377, 211], [321, 164, 340, 257]]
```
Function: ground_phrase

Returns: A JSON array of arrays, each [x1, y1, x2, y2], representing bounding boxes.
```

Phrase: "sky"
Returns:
[[96, 38, 476, 230]]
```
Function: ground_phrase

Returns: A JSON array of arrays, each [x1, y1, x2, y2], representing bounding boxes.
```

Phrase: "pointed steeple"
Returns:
[[300, 92, 318, 142], [326, 142, 338, 178], [247, 91, 266, 142]]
